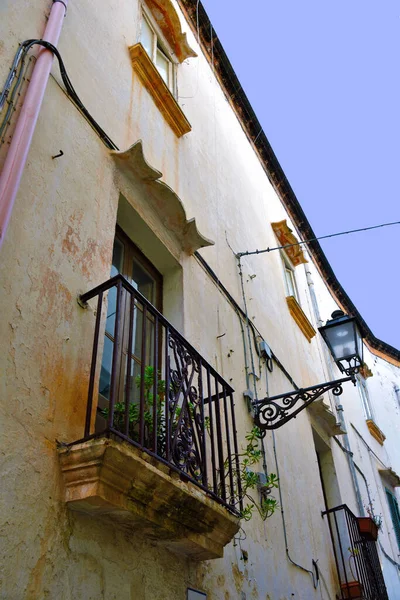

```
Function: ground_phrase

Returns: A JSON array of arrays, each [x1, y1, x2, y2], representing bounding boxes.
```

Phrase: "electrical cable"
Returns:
[[264, 362, 318, 589], [350, 424, 393, 471], [237, 255, 259, 403], [0, 40, 301, 398], [0, 53, 33, 141], [0, 39, 118, 150], [194, 251, 298, 390], [237, 220, 400, 258], [0, 44, 26, 112], [332, 436, 374, 512], [272, 426, 319, 589]]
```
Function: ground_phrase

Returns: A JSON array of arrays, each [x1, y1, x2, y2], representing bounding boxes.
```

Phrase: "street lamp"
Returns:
[[254, 310, 361, 432], [318, 310, 363, 377]]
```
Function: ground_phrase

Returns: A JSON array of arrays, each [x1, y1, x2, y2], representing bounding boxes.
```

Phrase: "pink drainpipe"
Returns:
[[0, 0, 68, 250]]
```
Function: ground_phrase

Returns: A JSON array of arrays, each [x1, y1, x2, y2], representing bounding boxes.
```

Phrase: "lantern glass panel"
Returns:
[[354, 323, 363, 362], [324, 321, 357, 361]]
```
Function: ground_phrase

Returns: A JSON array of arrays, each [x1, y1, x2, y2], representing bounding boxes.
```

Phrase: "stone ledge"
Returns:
[[286, 295, 316, 343], [58, 437, 239, 560], [129, 43, 191, 137], [307, 397, 346, 437], [111, 140, 214, 254], [366, 419, 386, 446]]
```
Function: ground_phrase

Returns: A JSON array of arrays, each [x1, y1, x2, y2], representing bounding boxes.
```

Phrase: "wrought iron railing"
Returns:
[[322, 504, 388, 600], [79, 274, 242, 515]]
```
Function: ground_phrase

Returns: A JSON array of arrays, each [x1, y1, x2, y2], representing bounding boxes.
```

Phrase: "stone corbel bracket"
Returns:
[[307, 396, 346, 437], [111, 141, 214, 254]]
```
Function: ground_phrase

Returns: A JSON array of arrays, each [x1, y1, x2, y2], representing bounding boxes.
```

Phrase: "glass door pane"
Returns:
[[129, 257, 158, 404], [141, 17, 154, 58], [97, 228, 163, 441], [99, 237, 125, 399], [156, 47, 170, 86]]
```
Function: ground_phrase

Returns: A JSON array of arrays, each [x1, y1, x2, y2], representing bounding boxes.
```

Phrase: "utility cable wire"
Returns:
[[237, 220, 400, 258], [272, 427, 319, 589], [0, 39, 118, 150]]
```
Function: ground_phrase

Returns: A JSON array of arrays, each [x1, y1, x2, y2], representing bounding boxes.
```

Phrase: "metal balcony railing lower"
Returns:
[[79, 274, 243, 516], [322, 504, 388, 600]]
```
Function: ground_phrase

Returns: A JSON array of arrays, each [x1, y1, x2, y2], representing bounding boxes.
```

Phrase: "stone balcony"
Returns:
[[59, 437, 239, 560], [59, 275, 241, 560]]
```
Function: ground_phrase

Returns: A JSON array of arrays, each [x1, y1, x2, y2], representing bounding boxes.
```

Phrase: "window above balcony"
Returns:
[[129, 1, 196, 137]]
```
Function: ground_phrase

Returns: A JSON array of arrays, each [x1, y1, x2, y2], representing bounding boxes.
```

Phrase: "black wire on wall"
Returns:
[[0, 40, 118, 150]]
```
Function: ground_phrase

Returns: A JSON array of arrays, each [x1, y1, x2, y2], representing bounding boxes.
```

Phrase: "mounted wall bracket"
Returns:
[[254, 376, 354, 432]]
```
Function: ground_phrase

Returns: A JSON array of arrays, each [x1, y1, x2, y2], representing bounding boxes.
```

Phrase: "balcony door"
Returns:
[[98, 227, 163, 423]]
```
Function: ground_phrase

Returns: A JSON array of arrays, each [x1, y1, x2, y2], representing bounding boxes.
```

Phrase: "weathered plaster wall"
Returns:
[[1, 1, 399, 599]]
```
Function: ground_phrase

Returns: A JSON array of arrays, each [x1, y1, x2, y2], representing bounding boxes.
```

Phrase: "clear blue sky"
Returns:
[[201, 0, 400, 351]]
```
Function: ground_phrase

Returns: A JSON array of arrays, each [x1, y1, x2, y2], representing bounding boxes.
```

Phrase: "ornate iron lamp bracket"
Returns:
[[254, 376, 355, 433]]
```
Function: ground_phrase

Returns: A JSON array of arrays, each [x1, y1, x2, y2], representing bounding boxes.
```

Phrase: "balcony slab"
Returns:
[[58, 437, 240, 561]]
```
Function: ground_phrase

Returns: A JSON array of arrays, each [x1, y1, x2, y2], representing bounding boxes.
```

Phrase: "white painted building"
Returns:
[[0, 1, 399, 599]]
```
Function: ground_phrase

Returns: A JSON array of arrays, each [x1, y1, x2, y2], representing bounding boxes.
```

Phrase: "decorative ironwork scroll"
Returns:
[[339, 357, 361, 377], [254, 376, 354, 432], [168, 331, 205, 483]]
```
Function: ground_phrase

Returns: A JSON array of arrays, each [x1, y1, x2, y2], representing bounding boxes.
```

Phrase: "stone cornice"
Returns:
[[379, 468, 400, 487], [271, 220, 308, 266], [286, 295, 316, 343], [129, 43, 192, 137], [307, 397, 346, 437], [111, 140, 214, 254], [144, 0, 197, 62]]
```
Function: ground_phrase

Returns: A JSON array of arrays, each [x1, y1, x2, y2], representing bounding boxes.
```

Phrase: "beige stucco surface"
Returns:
[[1, 1, 399, 599]]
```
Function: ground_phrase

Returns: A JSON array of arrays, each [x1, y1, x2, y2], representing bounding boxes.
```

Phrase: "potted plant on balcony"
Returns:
[[101, 366, 166, 447], [357, 516, 378, 540], [341, 547, 363, 599], [340, 580, 363, 599]]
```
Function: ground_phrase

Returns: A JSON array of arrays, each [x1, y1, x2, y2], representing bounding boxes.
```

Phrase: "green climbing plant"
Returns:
[[102, 366, 166, 444], [102, 372, 278, 522], [224, 426, 279, 522]]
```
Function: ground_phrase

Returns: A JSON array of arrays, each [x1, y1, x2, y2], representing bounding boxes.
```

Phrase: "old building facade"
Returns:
[[1, 1, 399, 599]]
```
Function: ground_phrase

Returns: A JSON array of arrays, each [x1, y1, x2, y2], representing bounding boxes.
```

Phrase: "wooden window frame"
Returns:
[[97, 228, 163, 426], [116, 225, 163, 312], [114, 225, 163, 377]]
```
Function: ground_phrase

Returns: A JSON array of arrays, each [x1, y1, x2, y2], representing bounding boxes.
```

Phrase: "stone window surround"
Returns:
[[129, 0, 197, 137], [271, 220, 315, 342]]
